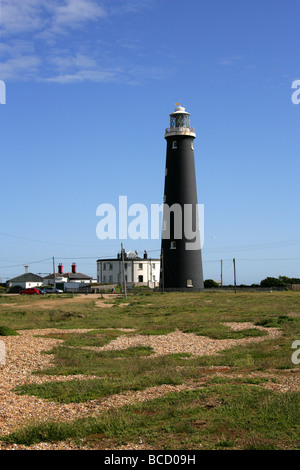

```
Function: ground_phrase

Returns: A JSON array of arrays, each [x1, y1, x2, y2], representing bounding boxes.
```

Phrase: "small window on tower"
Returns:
[[191, 142, 194, 150], [187, 279, 193, 288], [170, 241, 176, 249], [172, 141, 177, 149]]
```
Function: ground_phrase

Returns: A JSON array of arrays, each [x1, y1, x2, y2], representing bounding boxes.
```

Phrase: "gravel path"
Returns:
[[95, 322, 282, 357], [0, 323, 298, 450]]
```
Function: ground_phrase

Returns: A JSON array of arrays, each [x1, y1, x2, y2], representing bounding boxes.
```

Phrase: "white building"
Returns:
[[97, 250, 160, 288], [43, 263, 93, 291], [7, 272, 44, 290]]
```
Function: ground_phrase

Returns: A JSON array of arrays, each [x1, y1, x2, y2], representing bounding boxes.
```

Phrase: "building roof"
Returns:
[[96, 258, 160, 262], [43, 272, 92, 280], [97, 250, 160, 263], [8, 273, 44, 283]]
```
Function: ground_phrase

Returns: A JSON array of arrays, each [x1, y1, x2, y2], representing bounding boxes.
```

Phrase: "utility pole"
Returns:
[[53, 257, 55, 286], [221, 259, 223, 287], [161, 249, 164, 293], [233, 258, 237, 293], [121, 243, 127, 299]]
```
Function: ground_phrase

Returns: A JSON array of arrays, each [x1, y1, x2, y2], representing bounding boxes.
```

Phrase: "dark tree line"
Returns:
[[260, 276, 300, 288], [204, 276, 300, 289]]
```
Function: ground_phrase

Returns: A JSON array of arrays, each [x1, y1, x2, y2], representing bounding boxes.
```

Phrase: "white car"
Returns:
[[44, 287, 63, 294]]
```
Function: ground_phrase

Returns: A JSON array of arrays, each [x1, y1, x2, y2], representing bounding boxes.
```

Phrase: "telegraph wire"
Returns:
[[0, 232, 122, 249], [1, 255, 300, 269], [203, 238, 300, 253], [3, 230, 299, 252], [231, 257, 300, 261], [0, 257, 53, 269]]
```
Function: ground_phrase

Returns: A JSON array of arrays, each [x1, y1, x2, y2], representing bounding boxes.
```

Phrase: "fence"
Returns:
[[64, 284, 295, 295]]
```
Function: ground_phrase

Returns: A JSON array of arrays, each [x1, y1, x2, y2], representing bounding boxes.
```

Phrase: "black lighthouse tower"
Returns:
[[160, 105, 204, 290]]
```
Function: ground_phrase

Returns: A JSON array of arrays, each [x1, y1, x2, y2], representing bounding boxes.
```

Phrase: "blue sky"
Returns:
[[0, 0, 299, 285]]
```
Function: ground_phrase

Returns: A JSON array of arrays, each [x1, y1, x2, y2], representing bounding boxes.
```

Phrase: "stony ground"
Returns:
[[0, 321, 299, 450]]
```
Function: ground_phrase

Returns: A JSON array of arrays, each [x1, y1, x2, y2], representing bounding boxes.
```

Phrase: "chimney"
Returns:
[[72, 263, 77, 273], [58, 263, 63, 274], [24, 265, 29, 273], [144, 250, 148, 259]]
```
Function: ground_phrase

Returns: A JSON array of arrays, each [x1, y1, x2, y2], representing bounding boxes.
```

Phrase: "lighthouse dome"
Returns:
[[170, 105, 190, 116], [174, 105, 186, 113]]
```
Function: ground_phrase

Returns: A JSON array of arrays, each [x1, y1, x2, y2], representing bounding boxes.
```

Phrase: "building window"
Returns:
[[170, 241, 176, 249], [109, 263, 113, 270], [138, 275, 143, 282], [187, 279, 193, 288], [109, 275, 113, 282], [124, 263, 127, 270], [103, 264, 106, 271], [138, 263, 143, 270], [152, 263, 155, 269], [191, 142, 194, 150], [172, 141, 177, 149], [103, 275, 106, 282]]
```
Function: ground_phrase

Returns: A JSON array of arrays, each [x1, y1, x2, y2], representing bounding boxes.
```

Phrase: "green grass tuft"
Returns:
[[0, 326, 19, 336]]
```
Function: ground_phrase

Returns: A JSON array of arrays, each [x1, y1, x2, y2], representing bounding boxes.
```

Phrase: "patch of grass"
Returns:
[[0, 326, 19, 336], [41, 329, 130, 348], [137, 327, 174, 335], [3, 385, 299, 449], [184, 324, 267, 339], [17, 350, 191, 402], [215, 438, 235, 448], [255, 316, 297, 328], [243, 443, 281, 450], [190, 337, 296, 371], [14, 378, 121, 403], [99, 346, 154, 358], [209, 376, 274, 385], [169, 352, 193, 359]]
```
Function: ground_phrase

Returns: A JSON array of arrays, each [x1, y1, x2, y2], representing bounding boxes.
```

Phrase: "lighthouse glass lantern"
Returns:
[[169, 106, 191, 129]]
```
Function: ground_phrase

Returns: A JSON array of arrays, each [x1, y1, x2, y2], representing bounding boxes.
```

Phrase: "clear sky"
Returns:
[[0, 0, 299, 285]]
